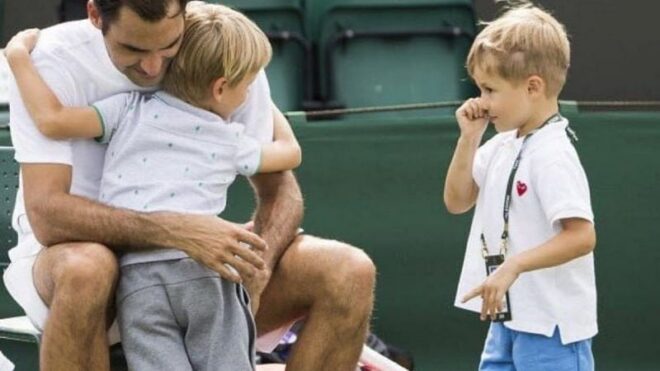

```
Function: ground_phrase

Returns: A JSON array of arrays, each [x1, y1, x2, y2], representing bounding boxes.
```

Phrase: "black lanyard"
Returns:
[[480, 113, 563, 258]]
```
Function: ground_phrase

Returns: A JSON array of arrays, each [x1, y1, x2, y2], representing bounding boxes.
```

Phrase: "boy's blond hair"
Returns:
[[162, 1, 272, 104], [467, 3, 570, 97]]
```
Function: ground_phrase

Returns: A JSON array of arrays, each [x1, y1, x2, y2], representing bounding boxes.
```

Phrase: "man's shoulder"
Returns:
[[33, 20, 101, 61]]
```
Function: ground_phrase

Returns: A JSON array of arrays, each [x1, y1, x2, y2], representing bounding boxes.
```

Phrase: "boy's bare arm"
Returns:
[[444, 98, 489, 214], [5, 29, 102, 140], [462, 218, 596, 319], [506, 218, 596, 274], [22, 163, 267, 283], [258, 103, 302, 173]]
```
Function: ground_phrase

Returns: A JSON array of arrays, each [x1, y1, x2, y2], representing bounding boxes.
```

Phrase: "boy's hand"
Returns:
[[455, 98, 489, 141], [4, 28, 39, 61], [461, 259, 521, 320]]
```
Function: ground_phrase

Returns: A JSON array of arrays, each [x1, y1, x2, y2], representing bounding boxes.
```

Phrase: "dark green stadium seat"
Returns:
[[212, 0, 311, 112], [310, 0, 477, 115], [0, 146, 39, 370], [0, 147, 21, 318]]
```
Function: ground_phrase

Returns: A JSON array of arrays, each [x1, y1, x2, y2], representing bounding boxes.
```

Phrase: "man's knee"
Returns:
[[50, 242, 118, 300], [310, 238, 376, 307], [333, 243, 376, 291]]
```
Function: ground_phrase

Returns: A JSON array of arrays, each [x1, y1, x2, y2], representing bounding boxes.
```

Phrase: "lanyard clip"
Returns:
[[480, 233, 489, 258], [499, 237, 508, 256]]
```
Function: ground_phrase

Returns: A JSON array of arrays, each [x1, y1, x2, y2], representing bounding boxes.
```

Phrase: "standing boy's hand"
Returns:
[[455, 97, 489, 141], [461, 259, 521, 320]]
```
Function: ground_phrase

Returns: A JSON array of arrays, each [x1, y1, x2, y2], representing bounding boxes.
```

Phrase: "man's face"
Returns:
[[97, 3, 184, 87]]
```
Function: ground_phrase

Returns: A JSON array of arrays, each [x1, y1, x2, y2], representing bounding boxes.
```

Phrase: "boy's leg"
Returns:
[[255, 235, 376, 371], [512, 327, 594, 371], [168, 259, 255, 371], [479, 323, 515, 371], [116, 262, 193, 371], [31, 242, 118, 371]]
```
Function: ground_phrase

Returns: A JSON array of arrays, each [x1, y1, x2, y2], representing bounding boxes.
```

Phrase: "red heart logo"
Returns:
[[516, 181, 528, 196]]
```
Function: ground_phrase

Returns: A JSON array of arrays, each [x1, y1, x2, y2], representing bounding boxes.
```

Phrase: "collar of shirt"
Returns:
[[154, 91, 228, 124]]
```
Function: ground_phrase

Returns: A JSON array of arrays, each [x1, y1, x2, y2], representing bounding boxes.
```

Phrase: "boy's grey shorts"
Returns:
[[117, 258, 256, 371]]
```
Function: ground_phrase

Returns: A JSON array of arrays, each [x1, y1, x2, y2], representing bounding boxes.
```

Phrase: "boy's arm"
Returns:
[[444, 98, 489, 214], [463, 218, 595, 320], [5, 29, 101, 139], [258, 103, 302, 173], [507, 218, 596, 273]]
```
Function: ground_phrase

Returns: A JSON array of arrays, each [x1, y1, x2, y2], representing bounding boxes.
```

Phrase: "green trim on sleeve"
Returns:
[[91, 105, 106, 143]]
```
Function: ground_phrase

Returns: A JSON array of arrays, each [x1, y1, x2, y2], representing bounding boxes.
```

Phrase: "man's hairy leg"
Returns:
[[33, 242, 118, 371], [255, 235, 376, 371]]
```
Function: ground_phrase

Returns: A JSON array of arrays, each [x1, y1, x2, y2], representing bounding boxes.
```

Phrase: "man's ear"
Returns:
[[211, 77, 229, 101], [88, 1, 103, 30], [527, 75, 545, 97]]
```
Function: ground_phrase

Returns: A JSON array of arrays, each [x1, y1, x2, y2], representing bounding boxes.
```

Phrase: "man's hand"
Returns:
[[461, 259, 520, 320], [4, 28, 39, 60], [455, 97, 489, 141], [158, 213, 269, 283], [243, 265, 270, 314]]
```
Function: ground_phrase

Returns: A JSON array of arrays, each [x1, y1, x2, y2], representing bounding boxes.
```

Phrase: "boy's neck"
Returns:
[[517, 99, 560, 137]]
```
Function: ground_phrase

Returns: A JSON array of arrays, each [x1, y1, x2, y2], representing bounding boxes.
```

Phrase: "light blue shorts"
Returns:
[[479, 323, 594, 371]]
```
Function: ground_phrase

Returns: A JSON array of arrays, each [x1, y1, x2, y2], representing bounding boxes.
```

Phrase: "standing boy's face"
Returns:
[[93, 3, 185, 87], [472, 66, 533, 133]]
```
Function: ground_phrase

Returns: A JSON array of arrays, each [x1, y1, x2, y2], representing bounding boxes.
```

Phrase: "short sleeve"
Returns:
[[472, 135, 501, 188], [91, 92, 136, 144], [230, 70, 274, 144], [533, 149, 594, 227], [9, 53, 77, 165], [233, 127, 262, 176]]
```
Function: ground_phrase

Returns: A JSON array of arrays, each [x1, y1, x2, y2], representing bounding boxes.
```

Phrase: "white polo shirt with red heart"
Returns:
[[454, 117, 597, 345]]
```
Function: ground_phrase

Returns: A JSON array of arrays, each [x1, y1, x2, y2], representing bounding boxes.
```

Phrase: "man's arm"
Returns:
[[23, 163, 267, 282], [248, 105, 304, 270], [249, 170, 303, 271]]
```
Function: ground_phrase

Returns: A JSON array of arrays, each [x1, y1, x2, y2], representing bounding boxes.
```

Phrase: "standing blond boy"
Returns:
[[444, 4, 597, 370]]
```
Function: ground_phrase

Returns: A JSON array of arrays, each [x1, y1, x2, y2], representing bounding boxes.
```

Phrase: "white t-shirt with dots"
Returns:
[[93, 91, 264, 266]]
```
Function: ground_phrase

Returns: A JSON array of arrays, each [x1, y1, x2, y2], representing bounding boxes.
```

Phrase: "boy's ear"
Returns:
[[527, 75, 545, 97], [88, 1, 103, 30], [211, 77, 229, 101]]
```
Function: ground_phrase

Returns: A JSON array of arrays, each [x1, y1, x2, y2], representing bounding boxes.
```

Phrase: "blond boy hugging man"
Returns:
[[444, 3, 597, 370], [6, 3, 301, 370]]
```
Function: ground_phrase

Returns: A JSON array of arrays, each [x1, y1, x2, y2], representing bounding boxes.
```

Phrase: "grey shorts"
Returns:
[[116, 258, 256, 371]]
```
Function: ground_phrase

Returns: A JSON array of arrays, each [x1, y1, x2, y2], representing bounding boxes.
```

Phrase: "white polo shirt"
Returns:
[[454, 117, 597, 344], [7, 19, 273, 260], [92, 91, 264, 266]]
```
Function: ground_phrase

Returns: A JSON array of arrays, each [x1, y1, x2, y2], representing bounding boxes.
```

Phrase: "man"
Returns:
[[3, 1, 376, 370]]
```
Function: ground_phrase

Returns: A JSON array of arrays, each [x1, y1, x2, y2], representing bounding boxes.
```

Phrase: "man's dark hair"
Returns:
[[93, 0, 189, 33]]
